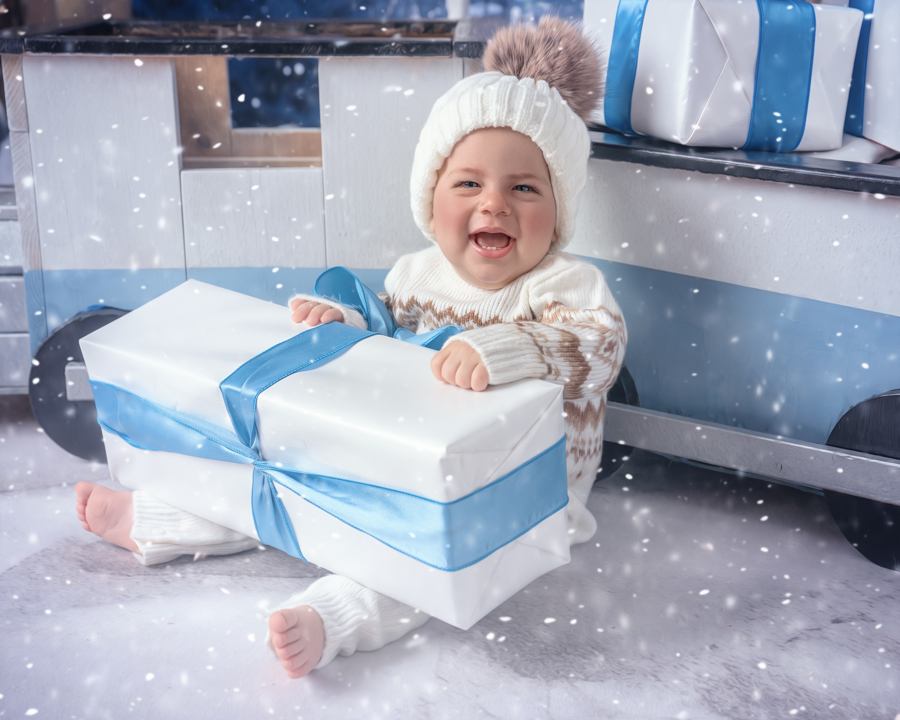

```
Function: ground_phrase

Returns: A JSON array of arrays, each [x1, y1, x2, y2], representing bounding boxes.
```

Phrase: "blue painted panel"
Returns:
[[42, 268, 187, 337], [37, 260, 894, 448], [187, 267, 321, 305], [36, 266, 390, 347], [585, 258, 900, 446], [186, 267, 388, 302]]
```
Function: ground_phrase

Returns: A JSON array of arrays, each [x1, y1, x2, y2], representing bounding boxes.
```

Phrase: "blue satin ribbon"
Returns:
[[314, 266, 396, 337], [313, 266, 464, 350], [220, 322, 376, 454], [844, 0, 875, 137], [93, 271, 567, 570], [604, 0, 650, 136], [92, 373, 568, 570], [743, 0, 817, 152]]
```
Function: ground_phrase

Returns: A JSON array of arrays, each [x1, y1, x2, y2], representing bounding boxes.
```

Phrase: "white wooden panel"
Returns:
[[181, 167, 326, 268], [22, 55, 185, 271], [2, 54, 28, 131], [462, 58, 482, 78], [571, 159, 900, 318], [0, 222, 23, 268], [319, 57, 464, 268], [0, 276, 27, 332], [0, 332, 29, 387], [9, 131, 39, 273]]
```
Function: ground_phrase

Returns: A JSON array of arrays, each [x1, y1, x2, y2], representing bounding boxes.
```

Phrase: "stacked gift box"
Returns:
[[584, 0, 899, 162]]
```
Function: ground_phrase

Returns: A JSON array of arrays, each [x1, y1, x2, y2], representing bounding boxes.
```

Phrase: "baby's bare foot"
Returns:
[[75, 482, 139, 553], [269, 606, 325, 679]]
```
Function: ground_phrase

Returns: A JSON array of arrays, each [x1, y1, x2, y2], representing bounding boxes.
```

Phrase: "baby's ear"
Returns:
[[429, 217, 435, 234]]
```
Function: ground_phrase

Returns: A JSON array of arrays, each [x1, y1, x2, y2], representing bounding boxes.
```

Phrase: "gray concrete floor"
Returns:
[[1, 394, 899, 720]]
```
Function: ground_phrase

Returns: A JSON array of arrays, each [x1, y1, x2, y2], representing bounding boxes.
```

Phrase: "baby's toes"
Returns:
[[283, 650, 315, 679], [269, 608, 298, 638], [276, 638, 306, 664]]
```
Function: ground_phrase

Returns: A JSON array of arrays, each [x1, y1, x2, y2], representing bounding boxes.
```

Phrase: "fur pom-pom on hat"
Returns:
[[483, 17, 603, 123], [410, 18, 603, 249]]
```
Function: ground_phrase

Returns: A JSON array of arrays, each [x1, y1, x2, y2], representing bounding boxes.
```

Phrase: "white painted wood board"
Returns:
[[22, 55, 186, 271], [0, 332, 29, 387], [2, 54, 28, 132], [570, 159, 900, 318], [181, 167, 326, 268], [319, 57, 464, 268], [9, 131, 39, 274], [0, 276, 27, 332], [0, 221, 23, 268]]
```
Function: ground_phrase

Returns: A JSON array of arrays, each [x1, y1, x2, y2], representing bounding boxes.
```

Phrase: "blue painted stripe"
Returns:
[[584, 257, 900, 446], [187, 266, 323, 305], [844, 0, 875, 137], [744, 0, 817, 152], [33, 263, 898, 450], [38, 268, 389, 346], [603, 0, 650, 136], [41, 268, 187, 339]]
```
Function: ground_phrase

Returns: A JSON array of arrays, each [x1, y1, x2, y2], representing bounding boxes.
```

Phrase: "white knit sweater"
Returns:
[[130, 246, 626, 669]]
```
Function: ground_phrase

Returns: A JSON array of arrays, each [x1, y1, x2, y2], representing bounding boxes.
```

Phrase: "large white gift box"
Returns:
[[79, 280, 570, 630], [584, 0, 864, 151], [821, 0, 900, 153]]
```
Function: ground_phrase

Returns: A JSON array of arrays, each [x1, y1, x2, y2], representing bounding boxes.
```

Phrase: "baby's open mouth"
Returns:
[[472, 232, 512, 250]]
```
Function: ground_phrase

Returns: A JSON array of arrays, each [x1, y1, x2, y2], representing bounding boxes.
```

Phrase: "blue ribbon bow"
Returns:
[[92, 270, 568, 571], [605, 0, 817, 153]]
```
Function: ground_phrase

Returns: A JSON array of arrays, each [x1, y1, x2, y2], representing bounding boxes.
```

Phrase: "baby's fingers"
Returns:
[[430, 348, 451, 383], [439, 353, 463, 386], [299, 304, 344, 326], [470, 363, 489, 392], [291, 301, 316, 324]]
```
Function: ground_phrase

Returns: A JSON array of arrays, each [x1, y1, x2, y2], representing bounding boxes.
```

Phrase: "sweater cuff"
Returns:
[[447, 324, 547, 386], [287, 293, 368, 331], [264, 575, 428, 669], [130, 491, 259, 566]]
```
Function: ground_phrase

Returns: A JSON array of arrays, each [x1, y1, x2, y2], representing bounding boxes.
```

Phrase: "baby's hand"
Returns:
[[431, 342, 489, 392], [290, 299, 345, 326]]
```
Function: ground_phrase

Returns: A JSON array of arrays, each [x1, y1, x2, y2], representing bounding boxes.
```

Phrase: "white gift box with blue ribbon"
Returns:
[[822, 0, 900, 153], [79, 278, 570, 630], [584, 0, 864, 152]]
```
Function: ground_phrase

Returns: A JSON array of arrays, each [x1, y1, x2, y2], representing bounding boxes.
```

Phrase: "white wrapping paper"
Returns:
[[80, 280, 570, 629], [821, 0, 900, 153], [584, 0, 863, 151]]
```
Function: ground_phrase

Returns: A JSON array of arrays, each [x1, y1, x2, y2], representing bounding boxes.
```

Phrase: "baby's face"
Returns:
[[430, 127, 556, 290]]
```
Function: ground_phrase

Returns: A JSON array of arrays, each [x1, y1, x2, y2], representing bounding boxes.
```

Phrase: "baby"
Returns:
[[75, 18, 626, 679]]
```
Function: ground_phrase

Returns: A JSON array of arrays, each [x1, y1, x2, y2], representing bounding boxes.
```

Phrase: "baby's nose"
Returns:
[[478, 188, 510, 214]]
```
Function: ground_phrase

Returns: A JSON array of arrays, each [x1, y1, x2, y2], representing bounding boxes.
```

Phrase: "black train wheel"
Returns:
[[28, 307, 128, 463], [596, 364, 639, 482], [824, 389, 900, 571]]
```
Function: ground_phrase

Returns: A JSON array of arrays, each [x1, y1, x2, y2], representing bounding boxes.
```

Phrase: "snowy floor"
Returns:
[[2, 394, 899, 720]]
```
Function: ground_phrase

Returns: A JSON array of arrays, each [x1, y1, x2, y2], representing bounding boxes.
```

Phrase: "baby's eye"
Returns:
[[514, 184, 536, 193], [456, 180, 480, 189]]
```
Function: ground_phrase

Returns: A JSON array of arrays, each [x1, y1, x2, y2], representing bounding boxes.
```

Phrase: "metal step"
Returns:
[[605, 402, 900, 505]]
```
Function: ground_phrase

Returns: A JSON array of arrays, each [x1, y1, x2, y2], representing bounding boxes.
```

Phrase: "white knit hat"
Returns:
[[409, 20, 601, 249]]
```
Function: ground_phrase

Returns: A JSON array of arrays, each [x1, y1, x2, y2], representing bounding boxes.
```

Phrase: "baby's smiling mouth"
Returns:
[[471, 232, 512, 250]]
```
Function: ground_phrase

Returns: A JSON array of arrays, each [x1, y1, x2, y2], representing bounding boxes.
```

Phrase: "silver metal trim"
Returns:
[[605, 402, 900, 505], [64, 361, 93, 402]]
